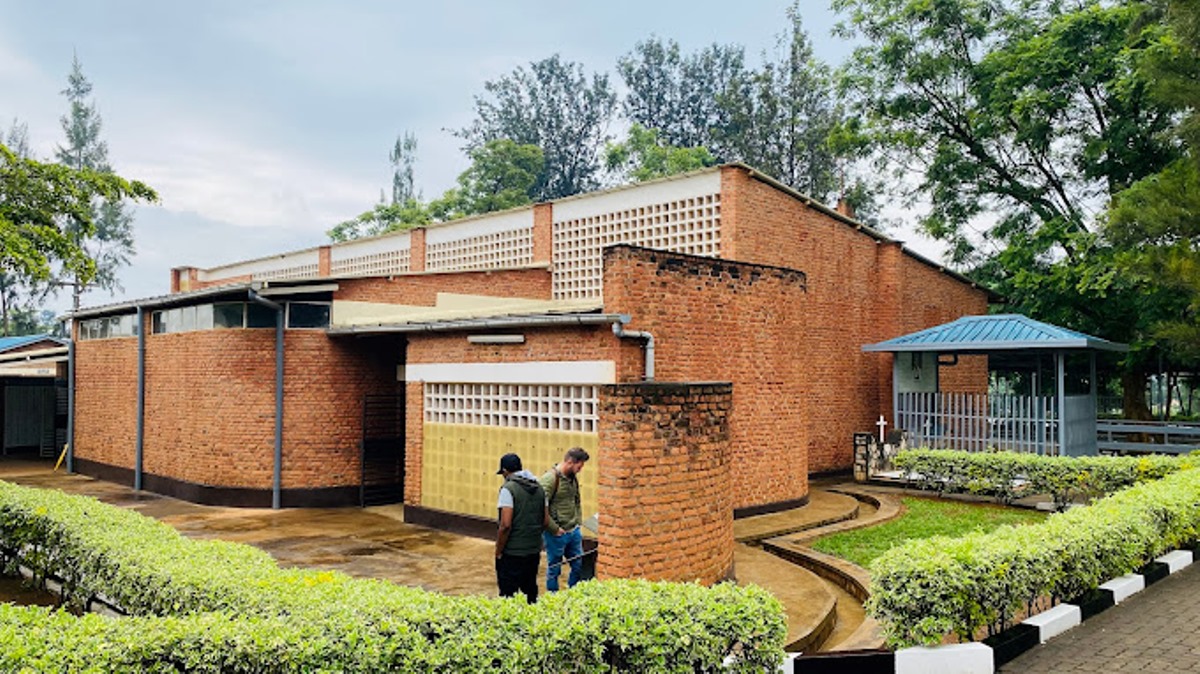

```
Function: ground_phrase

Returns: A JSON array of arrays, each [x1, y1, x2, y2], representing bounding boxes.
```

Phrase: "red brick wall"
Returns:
[[719, 166, 990, 472], [596, 382, 733, 584], [76, 324, 402, 491], [405, 326, 619, 367], [74, 337, 139, 471], [404, 380, 424, 506], [333, 268, 552, 306], [602, 246, 810, 510], [410, 229, 426, 273], [533, 203, 553, 264]]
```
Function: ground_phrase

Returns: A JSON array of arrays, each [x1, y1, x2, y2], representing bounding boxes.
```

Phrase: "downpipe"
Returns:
[[612, 320, 655, 382], [248, 290, 285, 509]]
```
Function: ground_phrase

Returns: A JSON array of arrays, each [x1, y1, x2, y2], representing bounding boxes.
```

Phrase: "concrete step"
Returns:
[[733, 543, 838, 652], [733, 490, 861, 545]]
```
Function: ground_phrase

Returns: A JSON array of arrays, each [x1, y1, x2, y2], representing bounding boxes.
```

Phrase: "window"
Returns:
[[213, 303, 245, 329], [286, 302, 330, 329], [78, 314, 138, 340], [246, 303, 276, 328], [149, 300, 327, 333]]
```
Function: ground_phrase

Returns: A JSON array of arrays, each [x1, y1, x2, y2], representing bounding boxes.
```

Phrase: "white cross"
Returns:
[[876, 415, 888, 442]]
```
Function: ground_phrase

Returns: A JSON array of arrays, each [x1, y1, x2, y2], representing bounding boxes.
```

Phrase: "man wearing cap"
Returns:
[[495, 452, 551, 603]]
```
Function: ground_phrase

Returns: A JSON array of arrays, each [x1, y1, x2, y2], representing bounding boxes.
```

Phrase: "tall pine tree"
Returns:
[[55, 55, 135, 309]]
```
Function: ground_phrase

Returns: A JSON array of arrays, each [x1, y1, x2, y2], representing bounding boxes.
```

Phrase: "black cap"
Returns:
[[496, 453, 522, 475]]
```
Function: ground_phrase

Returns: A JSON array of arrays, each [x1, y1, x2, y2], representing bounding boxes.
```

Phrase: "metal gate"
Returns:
[[360, 393, 404, 507]]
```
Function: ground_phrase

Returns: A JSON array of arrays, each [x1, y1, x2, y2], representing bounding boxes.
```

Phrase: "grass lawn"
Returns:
[[809, 496, 1047, 569]]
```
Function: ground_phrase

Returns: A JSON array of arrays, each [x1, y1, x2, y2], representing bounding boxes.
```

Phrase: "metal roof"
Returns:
[[862, 314, 1128, 353], [0, 335, 66, 353]]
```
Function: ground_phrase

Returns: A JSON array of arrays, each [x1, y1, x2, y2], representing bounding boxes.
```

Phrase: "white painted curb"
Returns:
[[895, 642, 993, 674], [775, 652, 802, 674], [1155, 550, 1193, 574], [1023, 603, 1081, 643], [1099, 573, 1145, 604]]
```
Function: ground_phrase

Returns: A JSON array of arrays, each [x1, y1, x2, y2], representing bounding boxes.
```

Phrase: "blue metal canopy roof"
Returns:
[[862, 314, 1128, 353], [0, 334, 65, 354]]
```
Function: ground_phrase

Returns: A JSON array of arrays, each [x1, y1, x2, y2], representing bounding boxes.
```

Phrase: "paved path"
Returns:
[[1000, 562, 1200, 673]]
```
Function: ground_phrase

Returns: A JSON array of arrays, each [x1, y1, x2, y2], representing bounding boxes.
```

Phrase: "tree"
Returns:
[[457, 55, 616, 201], [3, 120, 31, 159], [432, 139, 544, 219], [618, 39, 747, 153], [1107, 0, 1200, 364], [327, 198, 431, 243], [55, 55, 137, 308], [605, 124, 715, 182], [723, 5, 841, 198], [835, 0, 1183, 417], [390, 132, 418, 205], [617, 8, 870, 213], [1, 143, 155, 292]]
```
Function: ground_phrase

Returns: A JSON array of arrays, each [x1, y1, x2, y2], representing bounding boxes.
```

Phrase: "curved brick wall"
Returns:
[[596, 382, 734, 585]]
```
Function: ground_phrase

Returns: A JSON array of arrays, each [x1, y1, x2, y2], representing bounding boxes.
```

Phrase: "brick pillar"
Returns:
[[596, 382, 734, 585], [171, 267, 199, 293], [318, 245, 331, 277], [875, 241, 904, 427], [718, 166, 746, 260], [532, 203, 553, 265], [404, 380, 424, 505], [410, 228, 427, 273]]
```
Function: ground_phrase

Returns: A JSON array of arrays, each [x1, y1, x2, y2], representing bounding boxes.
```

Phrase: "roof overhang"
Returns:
[[327, 311, 628, 336], [863, 339, 1128, 353]]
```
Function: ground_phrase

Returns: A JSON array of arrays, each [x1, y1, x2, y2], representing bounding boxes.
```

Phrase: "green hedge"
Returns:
[[867, 465, 1200, 647], [894, 448, 1193, 508], [0, 481, 785, 672]]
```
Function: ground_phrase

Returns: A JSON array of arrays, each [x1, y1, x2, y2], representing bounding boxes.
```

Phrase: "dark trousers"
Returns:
[[496, 552, 540, 604]]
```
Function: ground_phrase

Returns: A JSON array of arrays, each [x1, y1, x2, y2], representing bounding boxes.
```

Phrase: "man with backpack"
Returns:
[[539, 447, 590, 591]]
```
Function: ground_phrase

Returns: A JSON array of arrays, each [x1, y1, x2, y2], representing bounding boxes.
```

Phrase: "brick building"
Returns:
[[69, 164, 989, 583]]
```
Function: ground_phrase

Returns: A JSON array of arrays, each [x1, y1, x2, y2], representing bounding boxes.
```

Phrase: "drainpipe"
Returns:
[[66, 334, 75, 473], [249, 290, 285, 509], [612, 318, 655, 381], [135, 305, 145, 490]]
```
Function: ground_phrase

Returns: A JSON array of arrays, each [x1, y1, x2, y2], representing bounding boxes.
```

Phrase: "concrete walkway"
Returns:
[[1000, 562, 1200, 673]]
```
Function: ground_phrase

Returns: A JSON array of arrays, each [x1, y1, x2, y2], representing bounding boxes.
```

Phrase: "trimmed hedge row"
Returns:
[[894, 448, 1193, 508], [0, 481, 785, 672], [867, 465, 1200, 647]]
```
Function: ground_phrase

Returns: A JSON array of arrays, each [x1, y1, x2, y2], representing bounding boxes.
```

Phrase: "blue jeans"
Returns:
[[543, 527, 583, 591]]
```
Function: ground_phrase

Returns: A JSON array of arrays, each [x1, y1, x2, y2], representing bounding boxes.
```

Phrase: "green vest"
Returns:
[[502, 477, 545, 556], [539, 468, 582, 531]]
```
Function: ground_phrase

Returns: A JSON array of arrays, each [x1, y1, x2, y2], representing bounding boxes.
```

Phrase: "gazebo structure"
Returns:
[[863, 315, 1127, 456]]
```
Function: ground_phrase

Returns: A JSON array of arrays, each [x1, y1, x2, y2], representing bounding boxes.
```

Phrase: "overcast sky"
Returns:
[[1, 1, 940, 314]]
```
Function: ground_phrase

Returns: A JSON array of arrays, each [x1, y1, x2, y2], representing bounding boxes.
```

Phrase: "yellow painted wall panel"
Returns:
[[421, 423, 599, 520]]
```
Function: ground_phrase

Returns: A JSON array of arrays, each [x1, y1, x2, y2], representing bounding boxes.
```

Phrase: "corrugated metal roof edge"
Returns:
[[862, 338, 1128, 353]]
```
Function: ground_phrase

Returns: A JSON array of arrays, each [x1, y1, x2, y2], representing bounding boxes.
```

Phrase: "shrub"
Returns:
[[0, 481, 785, 672], [894, 449, 1192, 508], [867, 466, 1200, 647]]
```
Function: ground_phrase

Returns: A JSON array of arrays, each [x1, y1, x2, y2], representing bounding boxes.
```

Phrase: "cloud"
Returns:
[[107, 104, 379, 234]]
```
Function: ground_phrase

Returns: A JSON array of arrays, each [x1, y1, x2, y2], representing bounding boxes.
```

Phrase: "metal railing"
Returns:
[[897, 392, 1061, 455], [1096, 419, 1200, 455]]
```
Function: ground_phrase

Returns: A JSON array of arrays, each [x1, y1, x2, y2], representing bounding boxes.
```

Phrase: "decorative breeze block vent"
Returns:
[[253, 264, 320, 281], [424, 383, 598, 433], [552, 193, 721, 300], [426, 227, 534, 273], [330, 248, 411, 277]]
